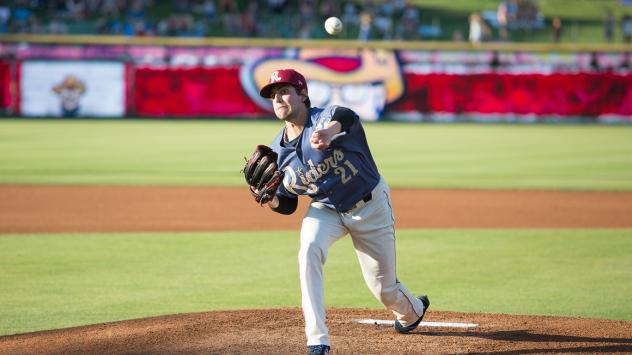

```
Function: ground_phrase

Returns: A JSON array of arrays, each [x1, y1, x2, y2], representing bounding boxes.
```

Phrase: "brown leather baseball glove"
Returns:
[[242, 145, 284, 205]]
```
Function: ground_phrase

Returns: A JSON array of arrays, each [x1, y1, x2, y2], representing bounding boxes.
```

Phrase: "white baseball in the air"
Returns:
[[324, 16, 343, 35]]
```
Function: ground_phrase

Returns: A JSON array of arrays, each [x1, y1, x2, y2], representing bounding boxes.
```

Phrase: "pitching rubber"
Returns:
[[353, 319, 479, 328]]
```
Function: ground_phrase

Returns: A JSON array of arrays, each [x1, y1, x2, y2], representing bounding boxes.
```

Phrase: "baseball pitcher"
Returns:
[[243, 69, 429, 355]]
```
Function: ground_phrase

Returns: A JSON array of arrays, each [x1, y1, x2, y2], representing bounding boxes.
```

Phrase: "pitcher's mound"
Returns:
[[2, 308, 631, 354]]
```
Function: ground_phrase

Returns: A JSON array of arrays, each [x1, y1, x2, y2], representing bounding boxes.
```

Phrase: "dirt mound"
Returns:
[[1, 309, 631, 354]]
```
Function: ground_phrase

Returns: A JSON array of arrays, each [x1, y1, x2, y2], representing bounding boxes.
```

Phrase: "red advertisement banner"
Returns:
[[131, 66, 632, 120], [0, 61, 10, 109], [133, 67, 266, 117], [392, 72, 632, 117]]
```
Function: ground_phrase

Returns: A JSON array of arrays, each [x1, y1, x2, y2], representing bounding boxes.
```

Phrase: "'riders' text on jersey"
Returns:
[[270, 105, 380, 212]]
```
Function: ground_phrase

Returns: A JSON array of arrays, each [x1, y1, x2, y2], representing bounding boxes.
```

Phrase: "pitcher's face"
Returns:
[[270, 84, 306, 121]]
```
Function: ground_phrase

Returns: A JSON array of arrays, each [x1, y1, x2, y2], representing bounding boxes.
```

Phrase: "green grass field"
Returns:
[[1, 230, 631, 335], [1, 119, 631, 336], [1, 120, 632, 190]]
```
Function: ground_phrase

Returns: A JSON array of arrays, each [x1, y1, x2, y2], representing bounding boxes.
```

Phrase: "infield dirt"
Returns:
[[2, 185, 632, 233], [1, 185, 631, 354]]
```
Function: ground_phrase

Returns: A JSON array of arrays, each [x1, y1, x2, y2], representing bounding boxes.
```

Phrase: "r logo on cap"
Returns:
[[270, 71, 282, 83]]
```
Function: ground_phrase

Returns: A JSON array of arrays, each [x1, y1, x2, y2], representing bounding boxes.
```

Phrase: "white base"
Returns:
[[353, 319, 479, 328]]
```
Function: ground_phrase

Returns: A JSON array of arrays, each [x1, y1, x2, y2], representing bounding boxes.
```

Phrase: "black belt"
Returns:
[[342, 192, 372, 213]]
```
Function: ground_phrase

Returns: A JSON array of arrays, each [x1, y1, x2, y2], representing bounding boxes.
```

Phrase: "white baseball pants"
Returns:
[[298, 178, 425, 346]]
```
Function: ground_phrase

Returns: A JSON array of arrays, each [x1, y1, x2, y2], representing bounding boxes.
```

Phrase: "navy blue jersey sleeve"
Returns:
[[271, 194, 298, 215], [311, 105, 350, 143], [331, 107, 358, 133]]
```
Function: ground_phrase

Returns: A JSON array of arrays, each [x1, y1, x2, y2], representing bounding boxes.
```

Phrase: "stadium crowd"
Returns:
[[0, 0, 432, 40], [0, 0, 631, 43]]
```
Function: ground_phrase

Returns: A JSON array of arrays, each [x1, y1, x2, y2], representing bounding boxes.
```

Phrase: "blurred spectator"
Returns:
[[516, 0, 543, 29], [469, 12, 483, 44], [341, 2, 359, 28], [358, 12, 372, 41], [66, 0, 86, 21], [297, 1, 316, 39], [319, 0, 340, 20], [490, 0, 543, 31], [551, 16, 562, 43], [497, 1, 509, 41], [393, 0, 406, 18], [157, 14, 195, 37], [359, 0, 378, 16], [222, 4, 242, 37], [604, 10, 615, 42], [373, 10, 393, 39], [266, 0, 288, 14], [379, 0, 395, 19], [373, 11, 393, 39], [193, 0, 217, 19], [85, 0, 101, 17], [506, 0, 518, 23], [173, 0, 192, 13], [483, 19, 492, 40], [398, 1, 420, 40], [128, 0, 146, 22], [623, 14, 632, 43], [101, 0, 121, 17], [11, 0, 33, 33], [0, 5, 9, 33], [48, 14, 69, 34], [241, 0, 259, 37]]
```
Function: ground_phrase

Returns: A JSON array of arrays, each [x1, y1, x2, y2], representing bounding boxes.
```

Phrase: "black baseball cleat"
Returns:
[[394, 295, 430, 334], [307, 344, 330, 355]]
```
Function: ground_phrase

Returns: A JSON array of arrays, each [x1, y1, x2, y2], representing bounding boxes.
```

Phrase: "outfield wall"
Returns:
[[1, 35, 631, 122]]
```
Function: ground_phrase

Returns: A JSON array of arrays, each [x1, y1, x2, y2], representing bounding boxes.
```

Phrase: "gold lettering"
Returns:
[[344, 160, 359, 176], [334, 166, 350, 183], [306, 169, 320, 183], [324, 156, 335, 170], [317, 162, 328, 175], [283, 166, 308, 194], [297, 167, 309, 185], [306, 159, 323, 182], [334, 149, 344, 164]]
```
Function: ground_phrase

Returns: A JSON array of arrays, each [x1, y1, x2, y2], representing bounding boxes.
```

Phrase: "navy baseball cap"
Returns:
[[259, 69, 308, 98]]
